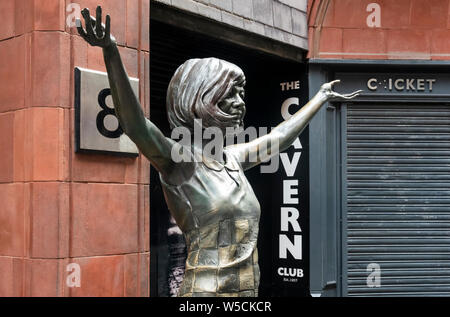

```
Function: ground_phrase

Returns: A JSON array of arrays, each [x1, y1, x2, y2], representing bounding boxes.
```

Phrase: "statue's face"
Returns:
[[218, 82, 246, 128]]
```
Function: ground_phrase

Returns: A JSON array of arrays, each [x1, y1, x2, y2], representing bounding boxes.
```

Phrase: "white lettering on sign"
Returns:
[[394, 79, 404, 90], [276, 85, 304, 265], [279, 235, 302, 260], [281, 207, 302, 232], [277, 267, 304, 278], [280, 81, 300, 91], [281, 97, 299, 120], [367, 78, 378, 91], [280, 152, 301, 177], [283, 180, 299, 204], [367, 78, 436, 92]]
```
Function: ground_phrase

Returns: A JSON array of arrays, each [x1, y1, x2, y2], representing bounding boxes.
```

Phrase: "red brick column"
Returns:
[[308, 0, 450, 60], [0, 0, 150, 297]]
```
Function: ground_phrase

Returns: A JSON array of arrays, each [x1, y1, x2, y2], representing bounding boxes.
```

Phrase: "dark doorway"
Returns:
[[149, 18, 309, 297]]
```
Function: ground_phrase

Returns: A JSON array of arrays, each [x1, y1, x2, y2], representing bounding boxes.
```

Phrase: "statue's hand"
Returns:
[[76, 6, 116, 48], [320, 80, 363, 101]]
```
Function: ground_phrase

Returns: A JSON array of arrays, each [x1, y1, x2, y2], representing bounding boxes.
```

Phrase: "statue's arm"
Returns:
[[226, 81, 362, 171], [77, 7, 183, 178], [101, 41, 176, 172]]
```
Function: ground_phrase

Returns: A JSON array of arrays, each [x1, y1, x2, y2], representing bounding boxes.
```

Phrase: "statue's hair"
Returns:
[[166, 57, 245, 132]]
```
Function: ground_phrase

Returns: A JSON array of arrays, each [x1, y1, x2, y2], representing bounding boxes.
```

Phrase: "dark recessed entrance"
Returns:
[[149, 18, 309, 297]]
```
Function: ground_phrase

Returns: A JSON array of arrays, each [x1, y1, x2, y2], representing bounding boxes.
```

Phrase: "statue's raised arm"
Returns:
[[225, 80, 362, 170], [76, 6, 192, 182]]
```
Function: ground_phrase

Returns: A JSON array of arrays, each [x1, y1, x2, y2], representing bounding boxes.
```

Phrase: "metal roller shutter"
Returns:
[[346, 104, 450, 296]]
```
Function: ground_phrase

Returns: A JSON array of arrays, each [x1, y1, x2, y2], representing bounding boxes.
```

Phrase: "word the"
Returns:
[[280, 81, 300, 91]]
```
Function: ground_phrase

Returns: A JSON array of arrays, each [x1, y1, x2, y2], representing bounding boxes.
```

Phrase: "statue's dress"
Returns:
[[160, 148, 261, 297]]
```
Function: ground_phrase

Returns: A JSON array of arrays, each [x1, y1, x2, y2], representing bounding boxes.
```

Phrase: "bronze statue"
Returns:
[[77, 6, 362, 297]]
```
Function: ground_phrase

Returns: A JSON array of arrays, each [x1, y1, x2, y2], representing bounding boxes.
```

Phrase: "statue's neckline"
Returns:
[[192, 148, 240, 172]]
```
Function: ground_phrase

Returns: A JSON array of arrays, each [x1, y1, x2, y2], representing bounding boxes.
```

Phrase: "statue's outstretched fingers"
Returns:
[[96, 6, 103, 38], [349, 89, 364, 97], [329, 79, 341, 87], [81, 8, 95, 37], [105, 14, 111, 39], [343, 90, 363, 99], [76, 19, 87, 39]]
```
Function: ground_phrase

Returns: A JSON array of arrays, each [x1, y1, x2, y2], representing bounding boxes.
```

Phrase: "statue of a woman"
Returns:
[[77, 6, 361, 297]]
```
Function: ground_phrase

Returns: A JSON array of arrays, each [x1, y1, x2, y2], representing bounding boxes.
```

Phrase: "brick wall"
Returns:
[[154, 0, 308, 50], [0, 0, 149, 297], [308, 0, 450, 60]]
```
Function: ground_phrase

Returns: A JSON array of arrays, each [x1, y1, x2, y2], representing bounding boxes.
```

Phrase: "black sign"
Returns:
[[258, 72, 309, 297], [242, 63, 309, 297]]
